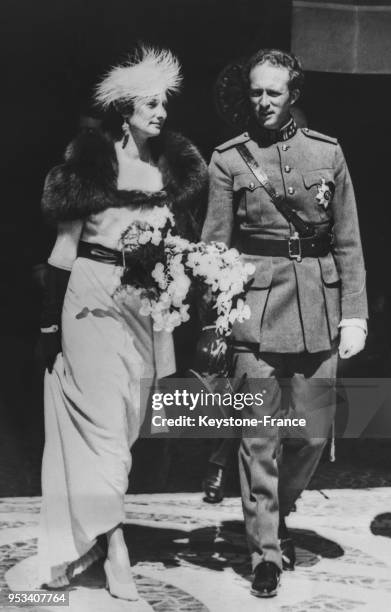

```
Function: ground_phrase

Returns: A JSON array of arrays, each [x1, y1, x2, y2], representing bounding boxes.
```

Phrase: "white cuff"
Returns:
[[339, 318, 367, 335], [40, 325, 59, 334]]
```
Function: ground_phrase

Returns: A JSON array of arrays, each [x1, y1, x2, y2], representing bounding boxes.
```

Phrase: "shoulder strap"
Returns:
[[236, 143, 315, 238]]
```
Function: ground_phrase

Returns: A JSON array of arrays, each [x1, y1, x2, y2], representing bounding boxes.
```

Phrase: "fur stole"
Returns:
[[42, 129, 208, 241]]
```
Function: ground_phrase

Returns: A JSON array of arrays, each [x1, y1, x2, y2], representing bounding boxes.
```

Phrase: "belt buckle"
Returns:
[[288, 232, 302, 262]]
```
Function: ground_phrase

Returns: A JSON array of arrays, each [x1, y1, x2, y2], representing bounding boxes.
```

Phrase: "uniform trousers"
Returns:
[[209, 438, 238, 468], [235, 348, 337, 570]]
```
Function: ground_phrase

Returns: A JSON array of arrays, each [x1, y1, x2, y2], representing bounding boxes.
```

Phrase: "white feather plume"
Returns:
[[95, 46, 182, 109]]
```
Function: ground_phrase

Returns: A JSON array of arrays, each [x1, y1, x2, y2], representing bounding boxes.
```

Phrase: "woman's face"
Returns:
[[127, 95, 167, 138]]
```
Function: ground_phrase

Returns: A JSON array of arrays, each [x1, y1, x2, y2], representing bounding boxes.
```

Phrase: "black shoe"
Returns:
[[202, 464, 225, 504], [281, 537, 296, 571], [251, 561, 281, 598]]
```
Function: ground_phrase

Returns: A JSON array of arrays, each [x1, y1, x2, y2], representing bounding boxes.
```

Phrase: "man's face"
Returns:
[[248, 62, 298, 131]]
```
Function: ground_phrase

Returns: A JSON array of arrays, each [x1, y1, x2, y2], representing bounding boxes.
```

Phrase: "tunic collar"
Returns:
[[250, 117, 297, 147]]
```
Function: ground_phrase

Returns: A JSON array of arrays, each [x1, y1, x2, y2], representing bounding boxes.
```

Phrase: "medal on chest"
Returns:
[[316, 179, 334, 209]]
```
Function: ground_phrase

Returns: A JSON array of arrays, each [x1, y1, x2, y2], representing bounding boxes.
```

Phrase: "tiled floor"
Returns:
[[2, 490, 391, 611]]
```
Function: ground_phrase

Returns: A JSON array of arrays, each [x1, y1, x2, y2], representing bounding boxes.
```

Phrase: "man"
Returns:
[[202, 49, 367, 597]]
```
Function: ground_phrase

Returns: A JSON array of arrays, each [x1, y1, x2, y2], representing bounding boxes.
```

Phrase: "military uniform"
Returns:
[[201, 119, 367, 570]]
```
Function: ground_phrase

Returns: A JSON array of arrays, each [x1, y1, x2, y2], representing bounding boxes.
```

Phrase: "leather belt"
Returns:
[[239, 234, 332, 261], [77, 241, 123, 265]]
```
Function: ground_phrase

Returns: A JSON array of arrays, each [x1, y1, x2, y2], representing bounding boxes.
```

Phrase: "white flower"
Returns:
[[167, 275, 191, 307], [152, 316, 164, 332], [169, 254, 185, 277], [215, 315, 230, 335], [186, 251, 203, 270], [152, 262, 168, 289], [151, 229, 162, 246], [244, 263, 256, 276], [228, 308, 238, 324], [138, 230, 153, 245], [218, 276, 231, 292], [168, 310, 182, 329], [139, 298, 152, 316], [155, 292, 171, 309], [216, 293, 232, 310], [230, 279, 244, 295], [166, 233, 191, 253], [197, 256, 221, 280], [180, 304, 190, 322], [222, 248, 239, 264], [233, 299, 251, 323], [146, 205, 175, 230]]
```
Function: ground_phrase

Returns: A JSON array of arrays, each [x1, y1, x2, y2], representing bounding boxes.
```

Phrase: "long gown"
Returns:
[[38, 157, 176, 586]]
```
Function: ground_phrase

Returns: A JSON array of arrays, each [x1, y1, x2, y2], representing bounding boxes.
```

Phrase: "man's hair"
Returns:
[[245, 49, 304, 93]]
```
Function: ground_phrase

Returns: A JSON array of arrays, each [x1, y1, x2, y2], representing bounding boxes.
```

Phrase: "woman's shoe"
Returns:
[[103, 559, 139, 601]]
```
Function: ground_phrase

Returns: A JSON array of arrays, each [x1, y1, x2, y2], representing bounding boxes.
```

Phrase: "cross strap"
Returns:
[[236, 143, 315, 238]]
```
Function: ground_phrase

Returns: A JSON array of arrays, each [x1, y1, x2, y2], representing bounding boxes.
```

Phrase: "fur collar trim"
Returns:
[[42, 129, 208, 240]]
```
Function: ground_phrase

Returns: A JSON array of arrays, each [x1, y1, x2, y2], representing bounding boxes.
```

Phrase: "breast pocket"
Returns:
[[302, 168, 335, 211], [233, 173, 263, 224]]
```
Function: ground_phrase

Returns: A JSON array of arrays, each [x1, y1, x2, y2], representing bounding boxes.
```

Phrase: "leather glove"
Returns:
[[40, 264, 70, 372], [40, 331, 62, 373], [338, 326, 366, 359]]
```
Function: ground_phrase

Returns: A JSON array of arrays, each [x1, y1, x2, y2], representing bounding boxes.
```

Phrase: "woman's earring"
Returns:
[[121, 119, 130, 149]]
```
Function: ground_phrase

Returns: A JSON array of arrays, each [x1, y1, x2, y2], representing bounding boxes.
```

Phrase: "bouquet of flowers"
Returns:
[[117, 205, 255, 337]]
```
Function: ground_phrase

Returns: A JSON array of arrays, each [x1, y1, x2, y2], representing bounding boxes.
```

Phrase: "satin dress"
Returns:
[[38, 147, 176, 586]]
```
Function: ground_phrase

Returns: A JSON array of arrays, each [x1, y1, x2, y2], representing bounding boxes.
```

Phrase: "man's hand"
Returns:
[[338, 326, 366, 359], [40, 331, 62, 373]]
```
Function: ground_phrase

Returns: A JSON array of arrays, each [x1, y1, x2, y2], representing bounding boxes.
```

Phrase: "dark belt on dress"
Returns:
[[77, 241, 123, 265], [239, 234, 332, 261]]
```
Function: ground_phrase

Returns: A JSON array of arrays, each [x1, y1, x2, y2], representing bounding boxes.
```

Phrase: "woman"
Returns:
[[38, 46, 207, 600]]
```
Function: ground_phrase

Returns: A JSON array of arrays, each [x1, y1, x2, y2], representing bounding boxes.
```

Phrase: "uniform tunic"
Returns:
[[202, 123, 367, 352]]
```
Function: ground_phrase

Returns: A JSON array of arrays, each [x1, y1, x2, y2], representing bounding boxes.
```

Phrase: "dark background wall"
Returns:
[[1, 0, 291, 249], [2, 0, 390, 290], [1, 0, 390, 495]]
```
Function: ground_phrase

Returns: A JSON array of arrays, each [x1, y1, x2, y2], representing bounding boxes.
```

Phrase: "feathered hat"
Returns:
[[95, 45, 182, 111]]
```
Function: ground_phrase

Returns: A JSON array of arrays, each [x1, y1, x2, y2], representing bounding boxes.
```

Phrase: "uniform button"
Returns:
[[284, 165, 291, 173], [288, 187, 295, 195], [282, 144, 289, 151], [249, 181, 255, 189]]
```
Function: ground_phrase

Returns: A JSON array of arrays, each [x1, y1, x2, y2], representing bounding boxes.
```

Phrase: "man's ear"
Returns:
[[289, 89, 300, 106]]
